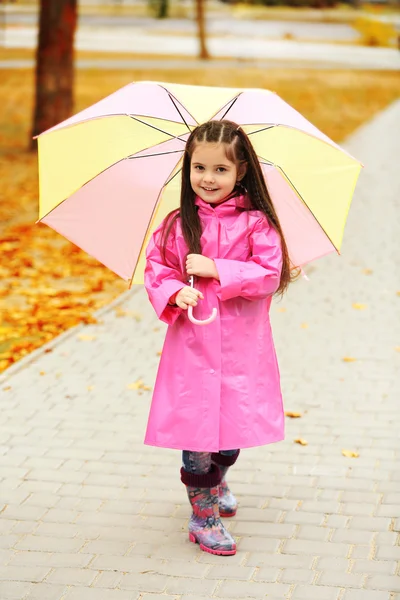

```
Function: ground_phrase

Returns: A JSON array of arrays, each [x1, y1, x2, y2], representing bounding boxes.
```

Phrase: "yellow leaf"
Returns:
[[87, 385, 95, 391], [301, 323, 308, 329], [294, 438, 308, 446], [39, 371, 45, 376], [362, 268, 373, 275], [3, 386, 11, 391], [115, 307, 142, 321], [156, 351, 162, 356], [77, 334, 97, 341], [397, 291, 400, 297], [277, 307, 287, 313], [285, 411, 302, 418], [127, 380, 144, 390], [352, 303, 367, 310], [395, 347, 400, 352], [342, 357, 357, 362], [342, 449, 359, 458], [142, 385, 152, 392]]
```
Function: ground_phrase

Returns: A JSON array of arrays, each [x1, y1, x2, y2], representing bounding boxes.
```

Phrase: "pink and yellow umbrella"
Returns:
[[37, 81, 362, 285]]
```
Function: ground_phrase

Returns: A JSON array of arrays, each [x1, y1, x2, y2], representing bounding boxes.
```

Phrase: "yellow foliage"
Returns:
[[354, 17, 397, 48]]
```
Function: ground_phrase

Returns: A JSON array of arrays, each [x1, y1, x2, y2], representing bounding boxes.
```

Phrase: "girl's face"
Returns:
[[190, 142, 245, 205]]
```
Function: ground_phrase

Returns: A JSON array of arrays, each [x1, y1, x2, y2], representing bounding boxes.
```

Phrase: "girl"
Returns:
[[144, 119, 294, 556]]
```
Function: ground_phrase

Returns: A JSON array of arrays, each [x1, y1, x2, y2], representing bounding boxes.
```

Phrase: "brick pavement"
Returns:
[[0, 100, 399, 600]]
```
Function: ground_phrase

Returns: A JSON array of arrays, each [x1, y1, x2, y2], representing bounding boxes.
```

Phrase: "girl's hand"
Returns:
[[174, 286, 204, 310], [186, 254, 219, 279]]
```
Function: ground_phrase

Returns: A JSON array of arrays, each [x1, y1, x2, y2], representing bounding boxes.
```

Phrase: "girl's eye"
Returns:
[[217, 167, 226, 173], [194, 166, 204, 171]]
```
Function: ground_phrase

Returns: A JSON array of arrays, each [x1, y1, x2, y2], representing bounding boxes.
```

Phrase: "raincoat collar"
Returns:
[[195, 193, 251, 215]]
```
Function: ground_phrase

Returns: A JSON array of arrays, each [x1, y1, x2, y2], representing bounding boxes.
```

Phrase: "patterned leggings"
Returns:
[[182, 449, 239, 475]]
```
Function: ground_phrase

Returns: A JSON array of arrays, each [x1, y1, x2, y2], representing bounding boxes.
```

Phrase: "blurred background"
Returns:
[[0, 0, 399, 373]]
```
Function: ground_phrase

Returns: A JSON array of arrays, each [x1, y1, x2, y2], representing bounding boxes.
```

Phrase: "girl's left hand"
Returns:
[[186, 254, 219, 280]]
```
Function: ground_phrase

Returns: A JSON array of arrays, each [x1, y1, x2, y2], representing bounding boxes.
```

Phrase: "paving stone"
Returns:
[[291, 584, 342, 599], [0, 581, 33, 600], [341, 591, 392, 600]]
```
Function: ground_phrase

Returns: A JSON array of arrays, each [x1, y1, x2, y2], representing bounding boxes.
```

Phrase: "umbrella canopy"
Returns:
[[37, 81, 362, 284]]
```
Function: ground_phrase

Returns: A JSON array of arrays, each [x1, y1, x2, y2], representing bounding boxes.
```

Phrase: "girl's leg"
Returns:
[[211, 449, 240, 517], [182, 450, 212, 475], [181, 450, 236, 556]]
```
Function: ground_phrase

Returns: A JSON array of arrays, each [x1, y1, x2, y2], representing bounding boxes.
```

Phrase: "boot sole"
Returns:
[[189, 532, 236, 555]]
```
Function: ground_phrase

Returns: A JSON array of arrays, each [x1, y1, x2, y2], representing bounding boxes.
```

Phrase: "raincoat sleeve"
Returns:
[[144, 220, 186, 326], [214, 217, 282, 302]]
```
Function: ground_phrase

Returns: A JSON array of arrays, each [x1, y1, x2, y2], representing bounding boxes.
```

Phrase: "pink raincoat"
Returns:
[[144, 194, 285, 452]]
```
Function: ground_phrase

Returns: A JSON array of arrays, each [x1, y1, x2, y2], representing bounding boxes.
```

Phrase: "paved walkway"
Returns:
[[0, 101, 399, 599], [4, 26, 400, 71]]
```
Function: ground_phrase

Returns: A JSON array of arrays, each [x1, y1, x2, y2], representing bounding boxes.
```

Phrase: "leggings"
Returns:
[[182, 449, 239, 475]]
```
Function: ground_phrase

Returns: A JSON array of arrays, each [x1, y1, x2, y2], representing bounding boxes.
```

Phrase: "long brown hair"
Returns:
[[161, 119, 298, 296]]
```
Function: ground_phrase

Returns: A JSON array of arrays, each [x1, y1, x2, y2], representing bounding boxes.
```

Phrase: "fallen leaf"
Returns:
[[127, 380, 144, 390], [77, 334, 97, 341], [294, 438, 308, 446], [342, 357, 357, 362], [277, 307, 287, 313], [362, 268, 373, 275], [352, 303, 367, 310], [127, 379, 152, 392], [39, 371, 45, 376], [342, 449, 359, 458], [44, 348, 53, 354], [301, 323, 308, 329], [285, 411, 303, 418], [395, 347, 400, 353], [3, 386, 11, 391], [115, 307, 142, 321], [87, 385, 95, 391], [156, 351, 162, 356]]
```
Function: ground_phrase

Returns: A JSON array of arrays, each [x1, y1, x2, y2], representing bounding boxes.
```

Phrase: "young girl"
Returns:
[[144, 119, 294, 556]]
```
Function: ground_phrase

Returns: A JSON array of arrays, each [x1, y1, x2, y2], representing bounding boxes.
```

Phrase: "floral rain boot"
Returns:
[[211, 450, 240, 518], [180, 464, 236, 556]]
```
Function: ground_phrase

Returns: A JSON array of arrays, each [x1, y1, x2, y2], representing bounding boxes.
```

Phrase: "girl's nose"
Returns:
[[203, 172, 215, 183]]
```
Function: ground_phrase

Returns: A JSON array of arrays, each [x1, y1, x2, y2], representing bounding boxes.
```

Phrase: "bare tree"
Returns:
[[196, 0, 210, 60], [30, 0, 77, 148]]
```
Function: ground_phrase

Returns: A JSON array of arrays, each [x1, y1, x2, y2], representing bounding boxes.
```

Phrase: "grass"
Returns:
[[1, 65, 400, 373]]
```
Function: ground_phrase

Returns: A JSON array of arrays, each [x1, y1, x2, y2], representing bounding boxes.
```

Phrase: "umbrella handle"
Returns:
[[187, 276, 217, 326]]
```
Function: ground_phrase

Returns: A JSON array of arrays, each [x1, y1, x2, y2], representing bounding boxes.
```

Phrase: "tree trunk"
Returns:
[[196, 0, 210, 60], [30, 0, 77, 149], [157, 0, 169, 18]]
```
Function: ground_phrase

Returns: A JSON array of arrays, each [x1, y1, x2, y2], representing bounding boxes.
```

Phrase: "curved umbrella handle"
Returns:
[[187, 276, 217, 326]]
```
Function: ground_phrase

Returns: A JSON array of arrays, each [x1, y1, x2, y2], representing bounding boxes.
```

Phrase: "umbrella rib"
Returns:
[[129, 115, 188, 143], [128, 149, 184, 160], [164, 167, 182, 187], [215, 95, 240, 122], [247, 125, 276, 136], [166, 94, 192, 132], [273, 164, 340, 254]]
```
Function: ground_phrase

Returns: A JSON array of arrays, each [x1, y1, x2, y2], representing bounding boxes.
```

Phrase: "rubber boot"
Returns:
[[211, 450, 240, 518], [180, 464, 236, 556]]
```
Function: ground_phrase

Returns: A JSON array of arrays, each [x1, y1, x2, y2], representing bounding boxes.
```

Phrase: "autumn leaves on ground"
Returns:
[[1, 67, 400, 374]]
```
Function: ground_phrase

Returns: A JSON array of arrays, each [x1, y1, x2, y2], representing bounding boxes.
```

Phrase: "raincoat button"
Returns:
[[210, 369, 215, 374]]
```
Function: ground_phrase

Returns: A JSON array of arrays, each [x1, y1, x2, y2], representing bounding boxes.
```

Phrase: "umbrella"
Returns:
[[37, 80, 362, 294]]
